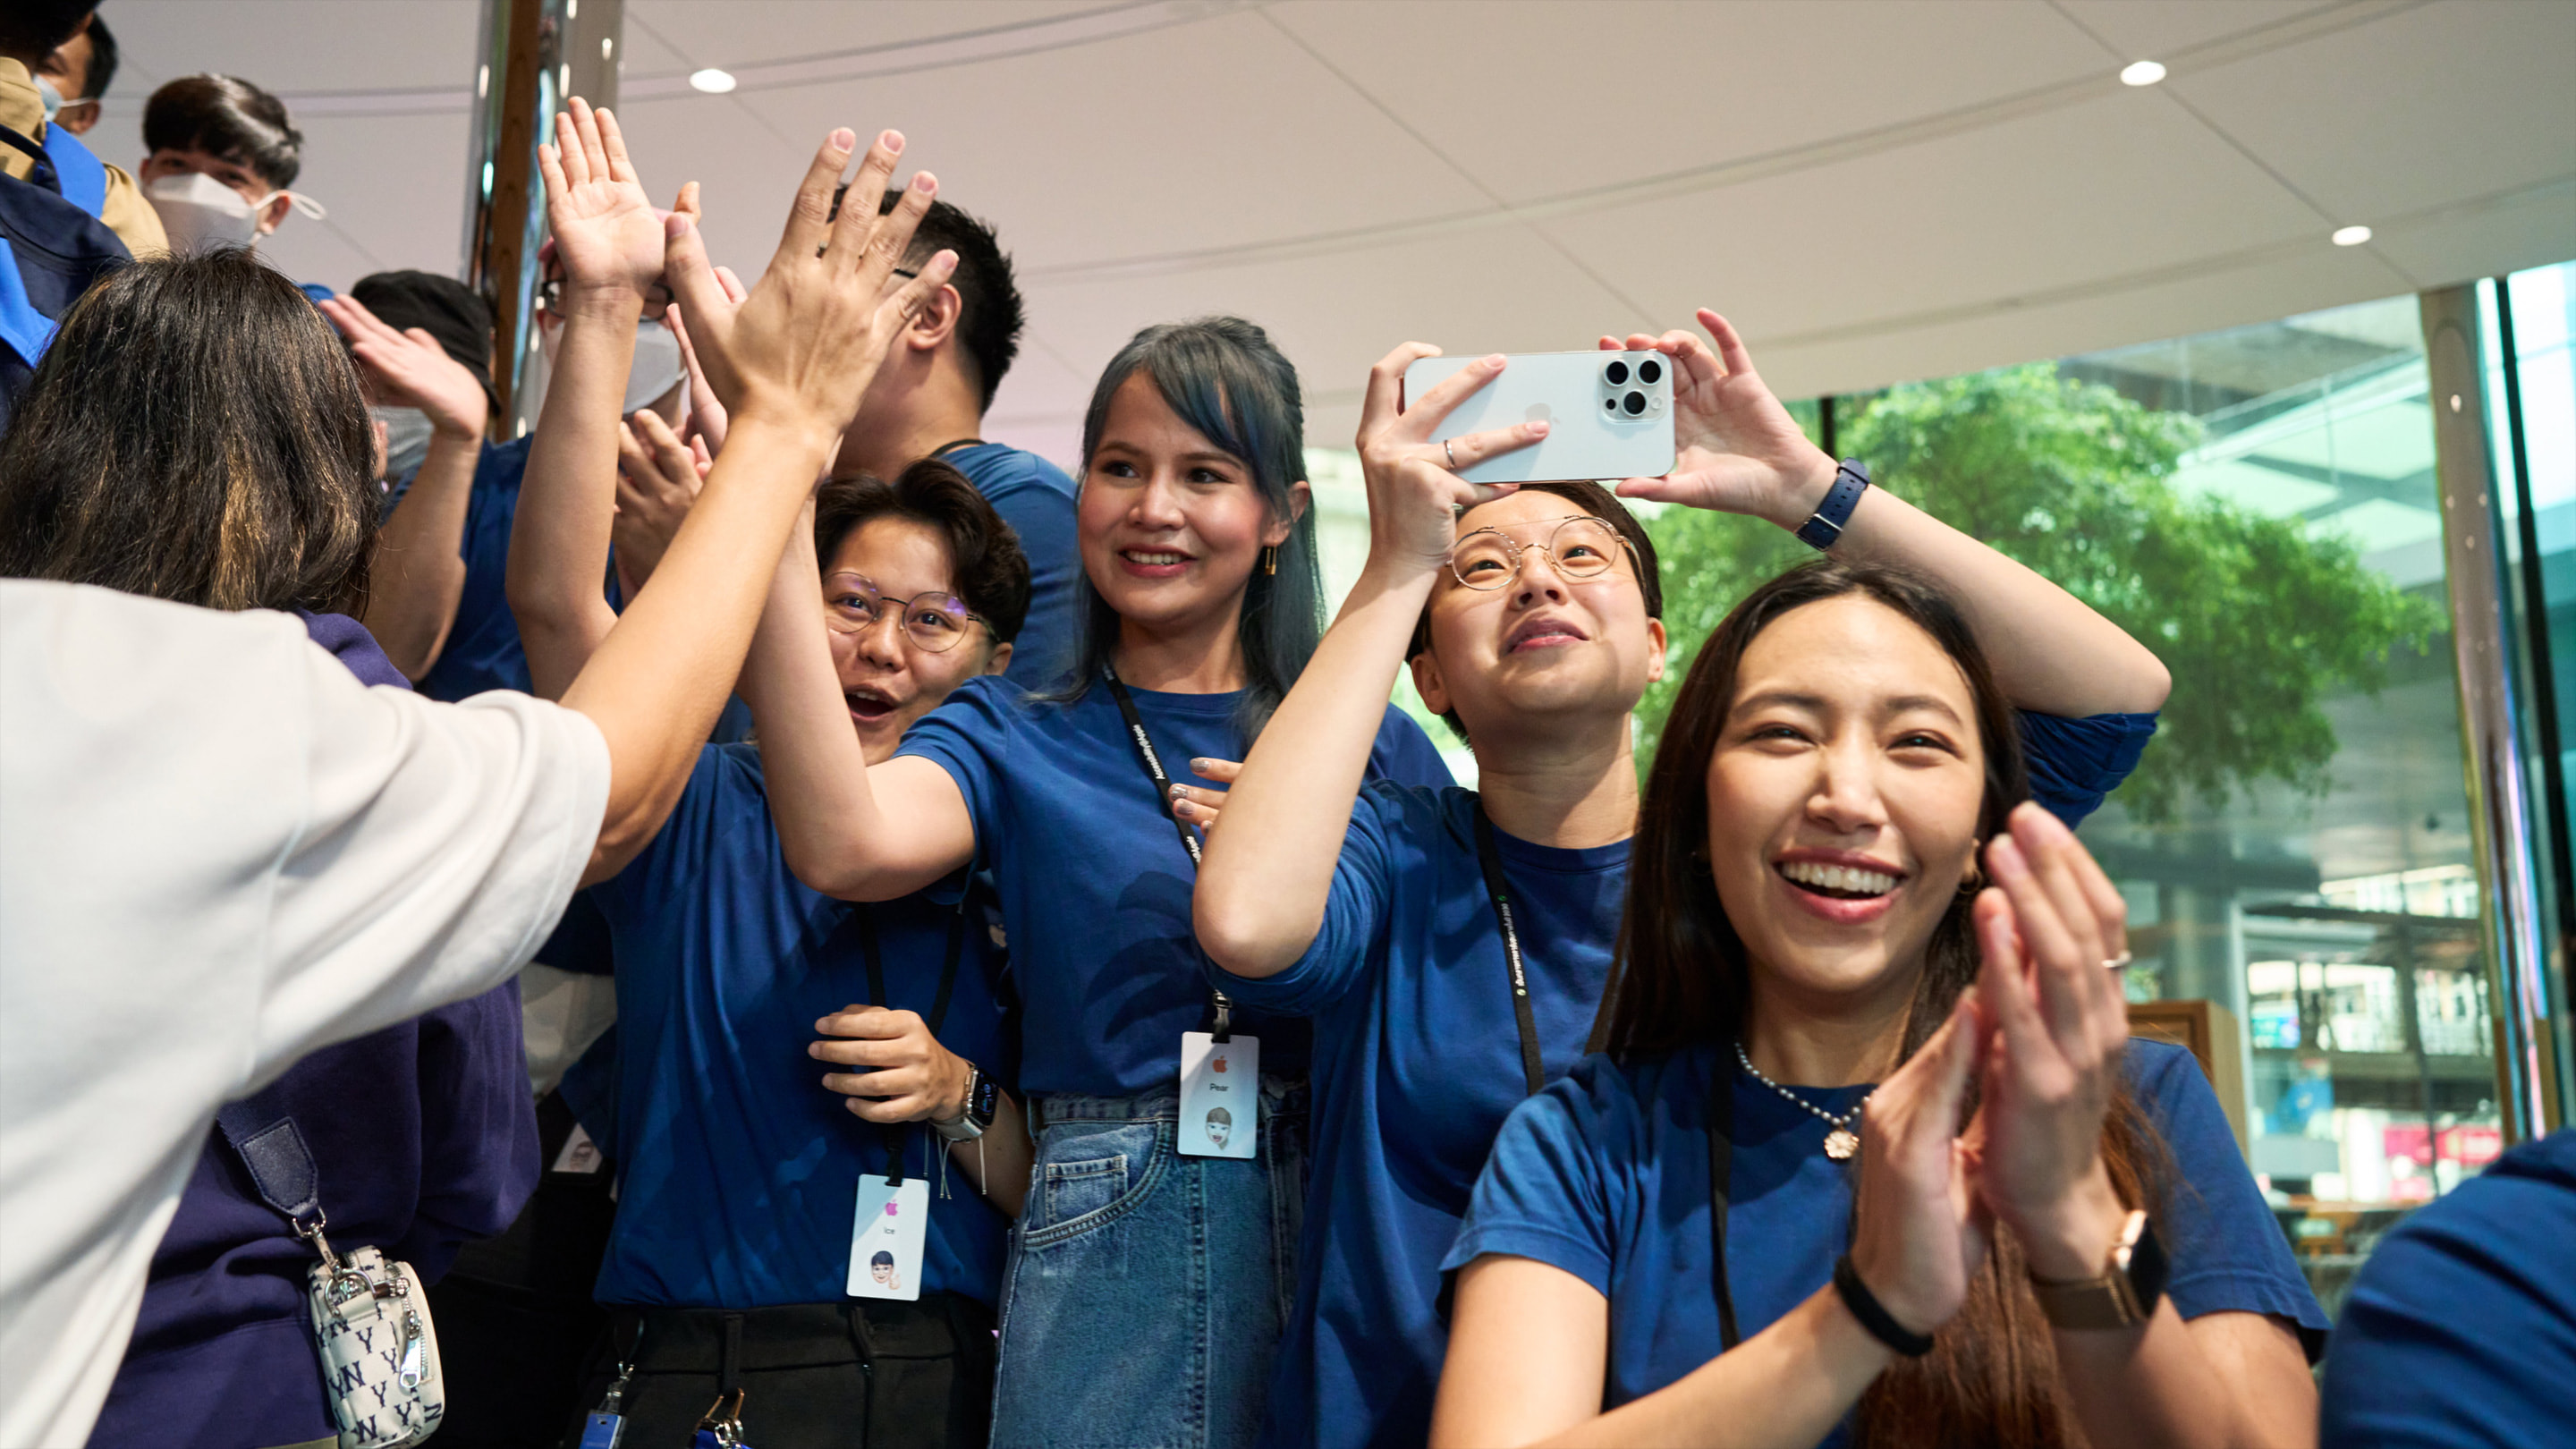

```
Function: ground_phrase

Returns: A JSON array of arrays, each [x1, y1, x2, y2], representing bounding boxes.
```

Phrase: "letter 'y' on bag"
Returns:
[[1179, 1031, 1257, 1159]]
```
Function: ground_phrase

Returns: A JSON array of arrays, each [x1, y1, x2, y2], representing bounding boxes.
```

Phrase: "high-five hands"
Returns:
[[1354, 344, 1551, 578], [537, 98, 666, 309], [660, 128, 955, 444], [1598, 309, 1840, 529], [318, 294, 489, 442]]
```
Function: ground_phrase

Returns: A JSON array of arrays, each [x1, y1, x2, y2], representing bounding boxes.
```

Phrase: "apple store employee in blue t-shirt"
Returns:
[[1194, 318, 2182, 1449], [747, 318, 1453, 1449], [1428, 557, 2325, 1448]]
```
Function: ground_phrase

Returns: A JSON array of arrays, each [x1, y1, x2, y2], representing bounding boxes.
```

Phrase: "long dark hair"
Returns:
[[1048, 316, 1322, 741], [1597, 558, 2158, 1449], [0, 249, 377, 614]]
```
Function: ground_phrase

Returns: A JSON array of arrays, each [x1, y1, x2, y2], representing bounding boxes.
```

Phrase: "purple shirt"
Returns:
[[86, 614, 540, 1449]]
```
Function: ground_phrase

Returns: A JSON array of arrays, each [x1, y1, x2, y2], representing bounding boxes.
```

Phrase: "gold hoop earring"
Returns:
[[1959, 842, 1985, 897], [1262, 545, 1278, 576]]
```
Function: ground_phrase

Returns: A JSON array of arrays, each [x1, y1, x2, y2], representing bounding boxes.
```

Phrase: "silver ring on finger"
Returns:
[[1445, 438, 1458, 470], [2103, 950, 2134, 970]]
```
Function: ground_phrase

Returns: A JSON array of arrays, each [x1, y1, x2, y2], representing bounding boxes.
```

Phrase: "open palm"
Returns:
[[540, 97, 665, 298], [1603, 309, 1836, 528]]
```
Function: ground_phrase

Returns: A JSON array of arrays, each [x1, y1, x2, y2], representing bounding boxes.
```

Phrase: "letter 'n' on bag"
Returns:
[[216, 1098, 444, 1447]]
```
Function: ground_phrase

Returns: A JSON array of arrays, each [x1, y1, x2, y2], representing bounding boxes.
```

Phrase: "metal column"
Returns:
[[2423, 284, 2561, 1140]]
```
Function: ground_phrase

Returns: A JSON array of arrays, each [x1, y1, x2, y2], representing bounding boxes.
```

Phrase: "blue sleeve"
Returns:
[[2019, 710, 2157, 828], [894, 675, 1023, 869], [393, 979, 540, 1279], [2321, 1132, 2576, 1449], [1368, 706, 1455, 791], [1441, 1058, 1627, 1295], [972, 453, 1082, 691], [592, 744, 733, 917], [1214, 782, 1408, 1016], [2127, 1042, 2328, 1354]]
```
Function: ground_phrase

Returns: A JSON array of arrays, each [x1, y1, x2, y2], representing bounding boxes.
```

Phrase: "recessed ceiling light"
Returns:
[[690, 68, 736, 94], [2119, 60, 2166, 87], [2332, 225, 2373, 247]]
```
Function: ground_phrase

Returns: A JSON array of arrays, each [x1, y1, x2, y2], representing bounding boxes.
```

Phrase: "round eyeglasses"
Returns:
[[1447, 515, 1633, 590], [823, 572, 988, 653]]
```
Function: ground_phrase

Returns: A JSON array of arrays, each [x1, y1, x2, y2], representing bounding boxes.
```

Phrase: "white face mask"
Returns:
[[372, 406, 436, 483], [35, 74, 64, 123], [623, 318, 685, 414], [144, 172, 329, 253]]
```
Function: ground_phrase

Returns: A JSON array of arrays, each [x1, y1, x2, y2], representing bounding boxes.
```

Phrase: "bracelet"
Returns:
[[1793, 461, 1870, 550], [1831, 1254, 1936, 1358]]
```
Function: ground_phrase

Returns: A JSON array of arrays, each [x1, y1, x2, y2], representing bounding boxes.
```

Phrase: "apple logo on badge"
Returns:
[[1212, 1055, 1229, 1074], [884, 1201, 901, 1216]]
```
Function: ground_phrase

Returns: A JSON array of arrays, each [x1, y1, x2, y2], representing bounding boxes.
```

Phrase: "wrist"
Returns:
[[562, 282, 646, 326], [431, 411, 487, 443], [1764, 449, 1842, 531], [718, 410, 843, 472], [2016, 1165, 2128, 1281], [928, 1052, 972, 1123]]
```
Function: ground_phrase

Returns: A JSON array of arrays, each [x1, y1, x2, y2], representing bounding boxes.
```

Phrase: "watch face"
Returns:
[[968, 1072, 1000, 1125]]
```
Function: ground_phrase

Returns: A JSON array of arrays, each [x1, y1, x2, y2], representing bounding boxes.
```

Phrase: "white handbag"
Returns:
[[217, 1105, 446, 1447]]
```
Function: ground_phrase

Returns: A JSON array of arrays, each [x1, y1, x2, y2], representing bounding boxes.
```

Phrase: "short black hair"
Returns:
[[76, 12, 114, 99], [144, 74, 303, 190], [1410, 479, 1663, 744], [829, 186, 1024, 411], [0, 3, 91, 63], [813, 456, 1032, 647]]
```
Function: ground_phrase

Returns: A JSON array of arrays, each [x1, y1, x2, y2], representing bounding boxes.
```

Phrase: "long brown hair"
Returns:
[[1595, 558, 2157, 1448]]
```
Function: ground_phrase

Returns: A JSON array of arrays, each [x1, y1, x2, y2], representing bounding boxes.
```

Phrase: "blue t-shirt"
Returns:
[[1445, 1040, 2328, 1447], [942, 442, 1081, 691], [2320, 1129, 2576, 1449], [405, 436, 538, 704], [1225, 710, 2160, 1449], [896, 674, 1453, 1098], [588, 743, 1018, 1308]]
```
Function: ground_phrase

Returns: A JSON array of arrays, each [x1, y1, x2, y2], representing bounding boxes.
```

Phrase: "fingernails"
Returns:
[[1172, 799, 1199, 819], [1189, 758, 1215, 772], [665, 213, 690, 238], [828, 128, 856, 153], [879, 129, 904, 154], [1987, 836, 2028, 879], [1483, 353, 1507, 369], [911, 171, 936, 193], [1528, 419, 1551, 436]]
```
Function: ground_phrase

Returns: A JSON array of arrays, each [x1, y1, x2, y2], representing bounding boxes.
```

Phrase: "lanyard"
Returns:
[[851, 891, 971, 1184], [1704, 1065, 1743, 1350], [1469, 799, 1547, 1098], [1101, 665, 1233, 1039], [927, 437, 986, 459]]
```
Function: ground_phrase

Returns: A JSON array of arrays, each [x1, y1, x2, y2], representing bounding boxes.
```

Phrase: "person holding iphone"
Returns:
[[1187, 312, 2174, 1449], [744, 316, 1453, 1449], [1428, 563, 2323, 1449]]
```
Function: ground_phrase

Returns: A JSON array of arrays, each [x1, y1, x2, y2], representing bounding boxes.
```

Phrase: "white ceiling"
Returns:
[[89, 0, 2576, 463]]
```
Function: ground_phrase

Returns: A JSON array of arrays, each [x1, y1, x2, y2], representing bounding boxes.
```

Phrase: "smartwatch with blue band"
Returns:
[[1795, 461, 1870, 550]]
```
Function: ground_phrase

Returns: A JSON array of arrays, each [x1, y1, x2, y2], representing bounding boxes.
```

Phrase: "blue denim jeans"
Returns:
[[990, 1079, 1306, 1449]]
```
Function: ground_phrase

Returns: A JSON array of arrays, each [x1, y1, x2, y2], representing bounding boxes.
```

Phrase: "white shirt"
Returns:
[[0, 582, 609, 1448]]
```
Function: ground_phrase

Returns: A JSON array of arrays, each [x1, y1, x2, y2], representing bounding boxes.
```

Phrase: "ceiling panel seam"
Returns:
[[1019, 0, 2438, 284], [2044, 0, 2424, 291], [1255, 3, 1659, 331], [626, 8, 801, 154]]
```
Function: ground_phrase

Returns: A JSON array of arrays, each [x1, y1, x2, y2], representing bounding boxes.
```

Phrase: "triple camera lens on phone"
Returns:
[[1602, 355, 1663, 419]]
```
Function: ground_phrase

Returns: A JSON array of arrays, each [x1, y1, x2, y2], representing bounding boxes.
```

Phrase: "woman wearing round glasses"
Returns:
[[1189, 311, 2174, 1449]]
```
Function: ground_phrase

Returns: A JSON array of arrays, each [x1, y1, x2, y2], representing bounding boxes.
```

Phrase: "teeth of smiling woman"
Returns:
[[1125, 551, 1185, 564], [1780, 860, 1898, 896]]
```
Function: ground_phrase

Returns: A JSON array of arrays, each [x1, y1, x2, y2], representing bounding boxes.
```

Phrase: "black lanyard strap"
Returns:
[[852, 889, 972, 1184], [1704, 1063, 1743, 1350], [1470, 799, 1546, 1098], [1103, 665, 1234, 1040]]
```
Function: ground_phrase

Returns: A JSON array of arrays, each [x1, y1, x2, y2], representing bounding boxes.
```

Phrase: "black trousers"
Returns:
[[564, 1299, 996, 1449]]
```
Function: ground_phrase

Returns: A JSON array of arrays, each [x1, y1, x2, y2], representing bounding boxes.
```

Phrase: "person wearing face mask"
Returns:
[[504, 102, 1023, 1446], [1190, 315, 2173, 1449], [34, 10, 112, 138], [1431, 563, 2324, 1449], [139, 73, 324, 253], [0, 4, 163, 258]]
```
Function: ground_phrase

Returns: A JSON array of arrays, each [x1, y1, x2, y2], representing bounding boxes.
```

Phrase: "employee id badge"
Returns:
[[578, 1412, 624, 1449], [1178, 1031, 1258, 1158], [847, 1175, 928, 1301]]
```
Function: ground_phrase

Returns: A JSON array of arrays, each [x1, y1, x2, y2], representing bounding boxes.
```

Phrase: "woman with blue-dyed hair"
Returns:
[[744, 316, 1459, 1448]]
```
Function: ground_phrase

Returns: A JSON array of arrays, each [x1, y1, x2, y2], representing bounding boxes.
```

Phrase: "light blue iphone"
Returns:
[[1403, 350, 1676, 486]]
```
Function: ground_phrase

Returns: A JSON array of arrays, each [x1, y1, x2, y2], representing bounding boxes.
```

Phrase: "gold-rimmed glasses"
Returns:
[[822, 572, 988, 653], [1446, 515, 1634, 591]]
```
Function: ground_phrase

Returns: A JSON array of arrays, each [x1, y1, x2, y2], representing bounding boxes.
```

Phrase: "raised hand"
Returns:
[[1354, 343, 1548, 580], [611, 409, 711, 589], [1165, 757, 1241, 837], [1603, 309, 1838, 529], [809, 1003, 974, 1123], [536, 97, 666, 303], [318, 293, 488, 440], [1969, 802, 2136, 1280], [1845, 996, 1993, 1338], [660, 127, 954, 441]]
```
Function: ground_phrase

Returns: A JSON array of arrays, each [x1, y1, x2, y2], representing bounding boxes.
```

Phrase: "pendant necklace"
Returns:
[[1734, 1042, 1875, 1161]]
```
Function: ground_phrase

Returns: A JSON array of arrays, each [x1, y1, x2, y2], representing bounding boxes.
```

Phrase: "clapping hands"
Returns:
[[1847, 803, 2134, 1335]]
